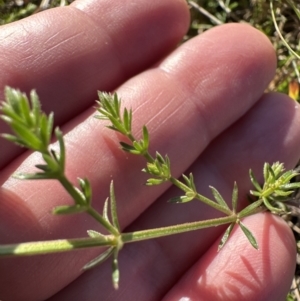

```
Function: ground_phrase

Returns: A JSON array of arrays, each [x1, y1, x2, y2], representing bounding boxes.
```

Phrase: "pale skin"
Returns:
[[0, 0, 300, 300]]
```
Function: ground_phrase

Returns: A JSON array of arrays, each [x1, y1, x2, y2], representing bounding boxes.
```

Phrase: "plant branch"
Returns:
[[0, 204, 265, 257], [0, 236, 116, 257]]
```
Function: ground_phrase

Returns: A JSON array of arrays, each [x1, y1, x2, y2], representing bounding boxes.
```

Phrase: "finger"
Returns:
[[0, 0, 189, 169], [162, 213, 296, 301], [0, 24, 276, 301], [48, 92, 300, 301]]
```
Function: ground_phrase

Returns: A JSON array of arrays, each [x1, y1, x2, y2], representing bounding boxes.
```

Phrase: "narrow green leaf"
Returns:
[[128, 109, 132, 133], [146, 178, 165, 185], [106, 115, 125, 134], [39, 114, 49, 147], [189, 173, 196, 192], [1, 133, 26, 146], [5, 87, 22, 114], [87, 230, 106, 239], [119, 142, 140, 155], [96, 107, 111, 118], [168, 196, 184, 203], [271, 162, 284, 176], [94, 114, 109, 120], [119, 141, 134, 150], [30, 89, 41, 125], [19, 93, 32, 126], [218, 223, 235, 251], [163, 163, 169, 176], [279, 170, 299, 184], [280, 182, 300, 190], [132, 141, 143, 152], [274, 189, 294, 197], [155, 152, 164, 164], [263, 197, 284, 213], [110, 181, 120, 232], [0, 106, 23, 124], [78, 178, 86, 192], [10, 121, 41, 150], [83, 246, 114, 270], [53, 205, 87, 215], [249, 190, 261, 197], [169, 195, 194, 203], [142, 125, 149, 150], [78, 178, 92, 205], [105, 121, 117, 131], [209, 186, 230, 210], [42, 153, 59, 171], [232, 182, 238, 213], [35, 164, 51, 172], [154, 161, 162, 174], [279, 170, 298, 183], [263, 163, 269, 182], [267, 164, 276, 182], [13, 172, 58, 180], [103, 95, 117, 118], [238, 221, 258, 249], [46, 112, 54, 141], [97, 91, 104, 104], [238, 200, 263, 218], [113, 93, 120, 118], [249, 169, 262, 192], [123, 108, 130, 132], [196, 193, 218, 206], [103, 197, 109, 222], [182, 174, 191, 187], [50, 149, 60, 165]]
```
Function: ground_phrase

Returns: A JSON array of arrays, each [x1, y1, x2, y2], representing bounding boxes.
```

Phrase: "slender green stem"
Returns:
[[58, 174, 85, 206], [194, 193, 232, 215], [127, 133, 135, 142], [169, 177, 232, 215], [87, 207, 119, 236], [1, 209, 266, 257], [0, 236, 116, 257], [143, 152, 155, 163], [122, 215, 236, 243], [169, 177, 191, 192], [122, 204, 266, 244], [58, 176, 119, 235]]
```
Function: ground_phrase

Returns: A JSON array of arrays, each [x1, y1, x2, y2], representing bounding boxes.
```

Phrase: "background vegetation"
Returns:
[[0, 0, 300, 299]]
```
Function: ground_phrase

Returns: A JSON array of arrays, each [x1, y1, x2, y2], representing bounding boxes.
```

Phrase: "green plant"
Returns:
[[1, 87, 300, 289]]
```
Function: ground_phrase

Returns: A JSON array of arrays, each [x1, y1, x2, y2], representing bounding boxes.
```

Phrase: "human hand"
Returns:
[[0, 0, 299, 300]]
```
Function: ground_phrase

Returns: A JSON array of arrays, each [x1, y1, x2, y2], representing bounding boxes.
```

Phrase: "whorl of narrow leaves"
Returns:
[[0, 87, 53, 153], [120, 125, 149, 155], [143, 152, 171, 185], [95, 92, 132, 137], [250, 162, 300, 213], [169, 173, 198, 203], [0, 87, 66, 180]]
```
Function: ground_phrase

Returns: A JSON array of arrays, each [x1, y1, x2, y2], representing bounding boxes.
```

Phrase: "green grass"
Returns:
[[1, 0, 299, 96], [187, 0, 300, 98]]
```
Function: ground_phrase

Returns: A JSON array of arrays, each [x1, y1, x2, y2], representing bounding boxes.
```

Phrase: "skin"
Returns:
[[0, 0, 299, 300]]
